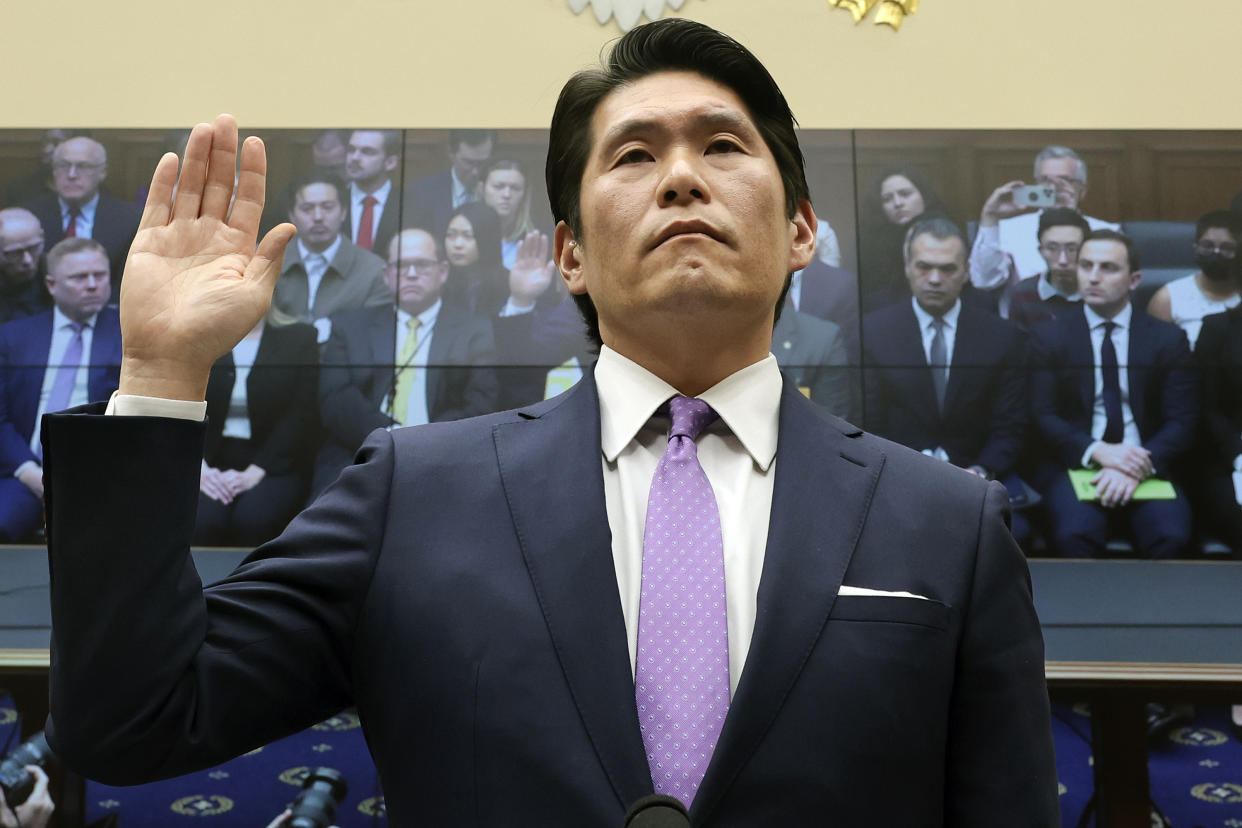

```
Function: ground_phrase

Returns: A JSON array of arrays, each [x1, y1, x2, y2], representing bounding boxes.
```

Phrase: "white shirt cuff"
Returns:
[[1233, 453, 1242, 473], [14, 460, 39, 480], [498, 297, 536, 317], [106, 391, 208, 422], [1082, 441, 1104, 468]]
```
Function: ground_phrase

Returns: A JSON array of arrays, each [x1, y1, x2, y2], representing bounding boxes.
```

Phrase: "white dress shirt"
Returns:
[[59, 194, 99, 239], [1082, 303, 1142, 466], [349, 179, 392, 247], [108, 343, 782, 695], [382, 300, 441, 428], [222, 331, 263, 440], [18, 308, 98, 476], [297, 235, 342, 315], [595, 345, 780, 696], [450, 169, 472, 208]]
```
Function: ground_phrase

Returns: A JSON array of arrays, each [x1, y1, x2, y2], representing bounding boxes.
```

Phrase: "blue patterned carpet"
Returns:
[[5, 695, 1242, 825]]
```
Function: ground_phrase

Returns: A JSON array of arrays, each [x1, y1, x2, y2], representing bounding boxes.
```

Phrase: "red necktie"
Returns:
[[356, 196, 378, 251], [64, 206, 81, 238]]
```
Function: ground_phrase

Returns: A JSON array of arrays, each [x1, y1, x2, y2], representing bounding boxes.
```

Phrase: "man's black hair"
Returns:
[[1036, 207, 1090, 242], [1195, 209, 1242, 242], [545, 18, 810, 347]]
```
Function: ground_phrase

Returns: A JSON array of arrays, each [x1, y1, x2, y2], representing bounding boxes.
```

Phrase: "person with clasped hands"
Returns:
[[40, 20, 1056, 826]]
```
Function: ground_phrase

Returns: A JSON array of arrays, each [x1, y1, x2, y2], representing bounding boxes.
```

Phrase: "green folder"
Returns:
[[1067, 469, 1176, 501]]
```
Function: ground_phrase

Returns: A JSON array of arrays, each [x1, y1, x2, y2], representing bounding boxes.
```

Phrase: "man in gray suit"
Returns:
[[273, 175, 391, 343], [771, 307, 851, 418]]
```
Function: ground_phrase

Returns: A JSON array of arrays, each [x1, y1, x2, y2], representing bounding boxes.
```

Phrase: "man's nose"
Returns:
[[659, 155, 708, 205]]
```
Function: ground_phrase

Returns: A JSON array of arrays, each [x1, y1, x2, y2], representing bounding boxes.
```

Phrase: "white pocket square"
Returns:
[[838, 585, 929, 601]]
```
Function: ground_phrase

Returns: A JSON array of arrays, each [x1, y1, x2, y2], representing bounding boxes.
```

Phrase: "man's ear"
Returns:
[[383, 155, 399, 173], [554, 221, 587, 296], [787, 199, 817, 274]]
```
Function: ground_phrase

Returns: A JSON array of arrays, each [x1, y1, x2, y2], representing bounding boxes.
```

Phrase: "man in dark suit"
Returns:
[[0, 208, 51, 323], [1030, 229, 1196, 558], [272, 175, 391, 343], [771, 307, 850, 417], [313, 227, 499, 497], [793, 257, 859, 363], [404, 129, 496, 235], [42, 21, 1056, 826], [22, 137, 140, 289], [0, 238, 121, 540], [863, 217, 1026, 483], [341, 130, 401, 256]]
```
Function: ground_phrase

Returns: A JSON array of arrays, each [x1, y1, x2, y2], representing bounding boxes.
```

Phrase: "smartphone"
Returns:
[[1012, 184, 1057, 208]]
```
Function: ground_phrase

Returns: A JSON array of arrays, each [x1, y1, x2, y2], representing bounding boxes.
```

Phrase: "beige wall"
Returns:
[[8, 0, 1241, 129]]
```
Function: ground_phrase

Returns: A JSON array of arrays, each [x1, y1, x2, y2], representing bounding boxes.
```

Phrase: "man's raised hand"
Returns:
[[119, 115, 296, 401]]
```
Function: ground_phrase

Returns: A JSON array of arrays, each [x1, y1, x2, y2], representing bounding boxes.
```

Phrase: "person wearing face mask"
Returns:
[[1146, 210, 1242, 349]]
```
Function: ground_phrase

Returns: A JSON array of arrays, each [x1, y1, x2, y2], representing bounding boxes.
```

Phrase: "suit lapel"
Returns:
[[1126, 311, 1151, 428], [1069, 314, 1094, 416], [894, 305, 939, 418], [943, 308, 975, 415], [424, 308, 452, 417], [493, 374, 651, 811], [692, 383, 884, 824]]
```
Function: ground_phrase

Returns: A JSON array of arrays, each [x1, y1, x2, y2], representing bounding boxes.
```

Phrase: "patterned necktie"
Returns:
[[1100, 320, 1124, 443], [390, 317, 422, 425], [39, 321, 85, 460], [929, 316, 948, 413], [356, 195, 378, 251], [635, 395, 729, 808], [64, 205, 81, 238]]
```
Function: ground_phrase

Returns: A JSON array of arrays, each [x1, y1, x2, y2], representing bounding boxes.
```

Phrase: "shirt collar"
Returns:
[[351, 178, 392, 207], [1084, 300, 1132, 331], [52, 305, 96, 331], [59, 193, 99, 222], [396, 298, 442, 330], [293, 234, 343, 271], [910, 295, 962, 330], [1036, 273, 1081, 302], [595, 344, 782, 471]]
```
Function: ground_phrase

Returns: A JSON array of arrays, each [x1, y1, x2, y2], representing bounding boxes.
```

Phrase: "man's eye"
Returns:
[[618, 148, 652, 165], [706, 139, 740, 154]]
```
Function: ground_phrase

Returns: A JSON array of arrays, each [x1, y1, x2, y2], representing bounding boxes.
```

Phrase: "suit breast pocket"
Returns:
[[827, 594, 950, 630]]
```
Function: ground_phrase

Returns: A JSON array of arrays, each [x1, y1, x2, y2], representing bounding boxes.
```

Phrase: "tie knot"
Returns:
[[931, 316, 946, 331], [664, 396, 717, 442], [406, 316, 420, 335], [1102, 320, 1116, 335], [363, 195, 378, 207], [68, 321, 84, 335]]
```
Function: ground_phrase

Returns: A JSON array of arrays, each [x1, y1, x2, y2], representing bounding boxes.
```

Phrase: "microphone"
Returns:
[[624, 794, 691, 827]]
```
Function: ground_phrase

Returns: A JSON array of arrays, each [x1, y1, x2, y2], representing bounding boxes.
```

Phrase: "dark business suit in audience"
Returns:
[[1029, 231, 1196, 558], [771, 308, 851, 418], [794, 258, 860, 364], [196, 320, 321, 547], [1192, 308, 1242, 555]]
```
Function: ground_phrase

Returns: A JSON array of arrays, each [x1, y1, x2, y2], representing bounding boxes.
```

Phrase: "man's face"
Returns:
[[1037, 224, 1085, 285], [450, 139, 493, 191], [1078, 239, 1139, 318], [1035, 156, 1086, 209], [46, 249, 111, 322], [385, 230, 448, 315], [346, 131, 397, 185], [52, 138, 107, 205], [559, 71, 814, 348], [289, 183, 345, 248], [483, 169, 525, 220], [312, 131, 348, 173], [904, 233, 968, 317], [0, 216, 45, 286]]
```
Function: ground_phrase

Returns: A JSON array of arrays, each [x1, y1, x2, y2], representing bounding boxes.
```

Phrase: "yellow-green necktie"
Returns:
[[391, 317, 422, 425]]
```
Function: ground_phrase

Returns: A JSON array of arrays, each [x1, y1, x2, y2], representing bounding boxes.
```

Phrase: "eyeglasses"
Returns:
[[52, 161, 104, 174], [1195, 241, 1238, 259], [1039, 243, 1080, 257], [387, 259, 443, 277], [0, 241, 44, 263], [1036, 174, 1085, 188]]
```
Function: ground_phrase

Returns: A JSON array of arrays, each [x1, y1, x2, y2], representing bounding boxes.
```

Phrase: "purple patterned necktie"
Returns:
[[635, 395, 730, 807]]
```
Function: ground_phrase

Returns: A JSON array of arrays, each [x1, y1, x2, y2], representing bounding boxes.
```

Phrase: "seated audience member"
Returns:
[[1192, 306, 1242, 555], [22, 136, 141, 289], [0, 238, 121, 541], [1146, 209, 1242, 348], [0, 764, 52, 828], [405, 129, 497, 236], [195, 309, 320, 547], [0, 208, 50, 323], [862, 218, 1026, 513], [272, 175, 391, 343], [1030, 230, 1196, 558], [971, 145, 1118, 315], [4, 128, 89, 205], [313, 228, 499, 497], [791, 257, 860, 365], [343, 130, 400, 255], [858, 166, 950, 311], [311, 129, 348, 180], [773, 305, 850, 417], [1006, 208, 1091, 331], [483, 159, 548, 270]]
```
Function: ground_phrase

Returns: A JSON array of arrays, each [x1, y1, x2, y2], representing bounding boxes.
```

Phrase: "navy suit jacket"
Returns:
[[1029, 306, 1197, 476], [23, 192, 141, 287], [862, 302, 1027, 479], [404, 169, 458, 237], [43, 371, 1056, 826], [0, 306, 121, 475]]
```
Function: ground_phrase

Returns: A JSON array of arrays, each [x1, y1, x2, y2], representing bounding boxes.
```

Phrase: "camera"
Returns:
[[0, 731, 51, 807], [289, 767, 348, 828], [1013, 184, 1056, 208]]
